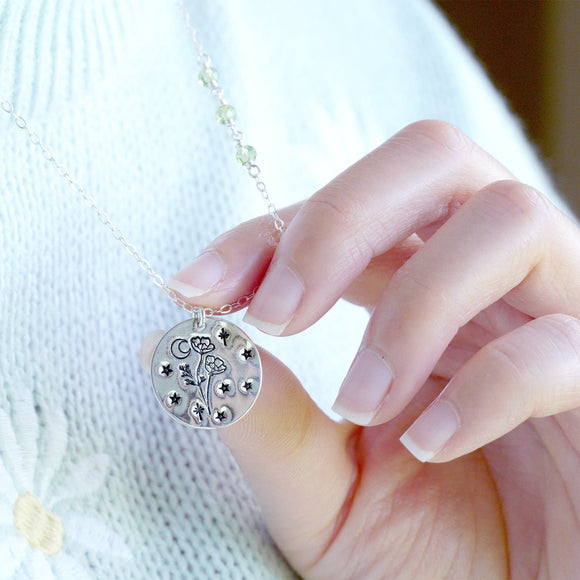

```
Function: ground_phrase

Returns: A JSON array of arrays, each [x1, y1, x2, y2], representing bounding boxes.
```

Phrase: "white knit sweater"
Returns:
[[0, 1, 569, 578]]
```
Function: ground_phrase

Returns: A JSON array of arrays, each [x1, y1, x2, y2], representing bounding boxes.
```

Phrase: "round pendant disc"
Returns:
[[151, 318, 261, 429]]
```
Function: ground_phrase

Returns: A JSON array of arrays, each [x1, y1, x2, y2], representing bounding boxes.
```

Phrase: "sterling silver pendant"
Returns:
[[151, 315, 261, 429]]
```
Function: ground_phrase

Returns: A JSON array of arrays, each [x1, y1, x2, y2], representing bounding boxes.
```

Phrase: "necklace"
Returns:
[[0, 2, 284, 430]]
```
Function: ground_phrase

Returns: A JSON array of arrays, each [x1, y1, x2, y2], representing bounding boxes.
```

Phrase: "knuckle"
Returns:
[[301, 187, 374, 267], [401, 120, 474, 156], [390, 263, 451, 317], [538, 314, 580, 357], [542, 312, 580, 329], [481, 340, 527, 383], [480, 180, 551, 230], [304, 192, 355, 229], [481, 341, 536, 419], [479, 314, 580, 388]]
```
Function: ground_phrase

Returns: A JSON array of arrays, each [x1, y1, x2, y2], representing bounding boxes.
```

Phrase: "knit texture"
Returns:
[[0, 0, 569, 578]]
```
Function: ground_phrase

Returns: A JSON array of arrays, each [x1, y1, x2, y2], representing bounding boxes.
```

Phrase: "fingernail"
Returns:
[[168, 251, 225, 298], [243, 263, 304, 335], [400, 399, 460, 462], [332, 347, 394, 425]]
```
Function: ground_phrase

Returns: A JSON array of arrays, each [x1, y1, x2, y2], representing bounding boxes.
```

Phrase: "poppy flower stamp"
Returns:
[[151, 318, 261, 428]]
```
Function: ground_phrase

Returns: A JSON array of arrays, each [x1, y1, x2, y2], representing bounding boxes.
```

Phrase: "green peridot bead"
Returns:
[[216, 104, 237, 125], [198, 67, 218, 87], [236, 145, 257, 165]]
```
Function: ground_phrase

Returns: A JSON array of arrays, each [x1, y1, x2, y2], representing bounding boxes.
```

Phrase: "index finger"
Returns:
[[243, 120, 513, 335]]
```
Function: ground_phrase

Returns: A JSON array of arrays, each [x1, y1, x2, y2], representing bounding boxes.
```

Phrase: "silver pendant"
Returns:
[[150, 314, 261, 429]]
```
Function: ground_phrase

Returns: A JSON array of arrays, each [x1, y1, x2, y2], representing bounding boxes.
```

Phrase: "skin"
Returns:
[[143, 121, 580, 579]]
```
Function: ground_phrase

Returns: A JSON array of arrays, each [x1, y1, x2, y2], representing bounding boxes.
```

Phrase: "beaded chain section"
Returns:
[[0, 1, 284, 317]]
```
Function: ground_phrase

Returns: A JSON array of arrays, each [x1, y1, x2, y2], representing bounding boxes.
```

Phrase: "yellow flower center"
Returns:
[[13, 492, 64, 556]]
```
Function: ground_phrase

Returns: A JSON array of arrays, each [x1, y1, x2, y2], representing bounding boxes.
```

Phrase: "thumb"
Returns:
[[140, 331, 358, 573], [218, 347, 358, 572]]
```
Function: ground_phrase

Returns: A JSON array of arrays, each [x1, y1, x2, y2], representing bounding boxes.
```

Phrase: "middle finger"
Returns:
[[332, 179, 580, 426]]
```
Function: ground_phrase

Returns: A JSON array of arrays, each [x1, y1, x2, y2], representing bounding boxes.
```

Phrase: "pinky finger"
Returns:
[[400, 314, 580, 462]]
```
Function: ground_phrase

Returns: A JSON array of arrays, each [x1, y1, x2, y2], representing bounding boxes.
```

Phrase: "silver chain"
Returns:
[[176, 1, 285, 234], [0, 2, 284, 317]]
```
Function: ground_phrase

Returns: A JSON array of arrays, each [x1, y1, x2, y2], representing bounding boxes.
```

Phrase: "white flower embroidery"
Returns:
[[0, 388, 132, 579]]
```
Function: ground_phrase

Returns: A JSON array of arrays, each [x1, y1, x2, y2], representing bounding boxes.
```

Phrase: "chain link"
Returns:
[[1, 2, 285, 317], [176, 0, 285, 234]]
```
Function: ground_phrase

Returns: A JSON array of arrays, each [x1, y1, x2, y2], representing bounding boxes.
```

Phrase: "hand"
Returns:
[[145, 121, 580, 578]]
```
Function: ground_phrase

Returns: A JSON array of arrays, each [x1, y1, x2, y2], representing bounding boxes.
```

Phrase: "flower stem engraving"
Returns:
[[204, 354, 227, 412], [169, 332, 237, 421], [191, 336, 215, 387]]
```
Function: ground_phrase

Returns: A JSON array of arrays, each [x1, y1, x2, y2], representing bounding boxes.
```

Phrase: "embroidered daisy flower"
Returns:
[[0, 388, 132, 578]]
